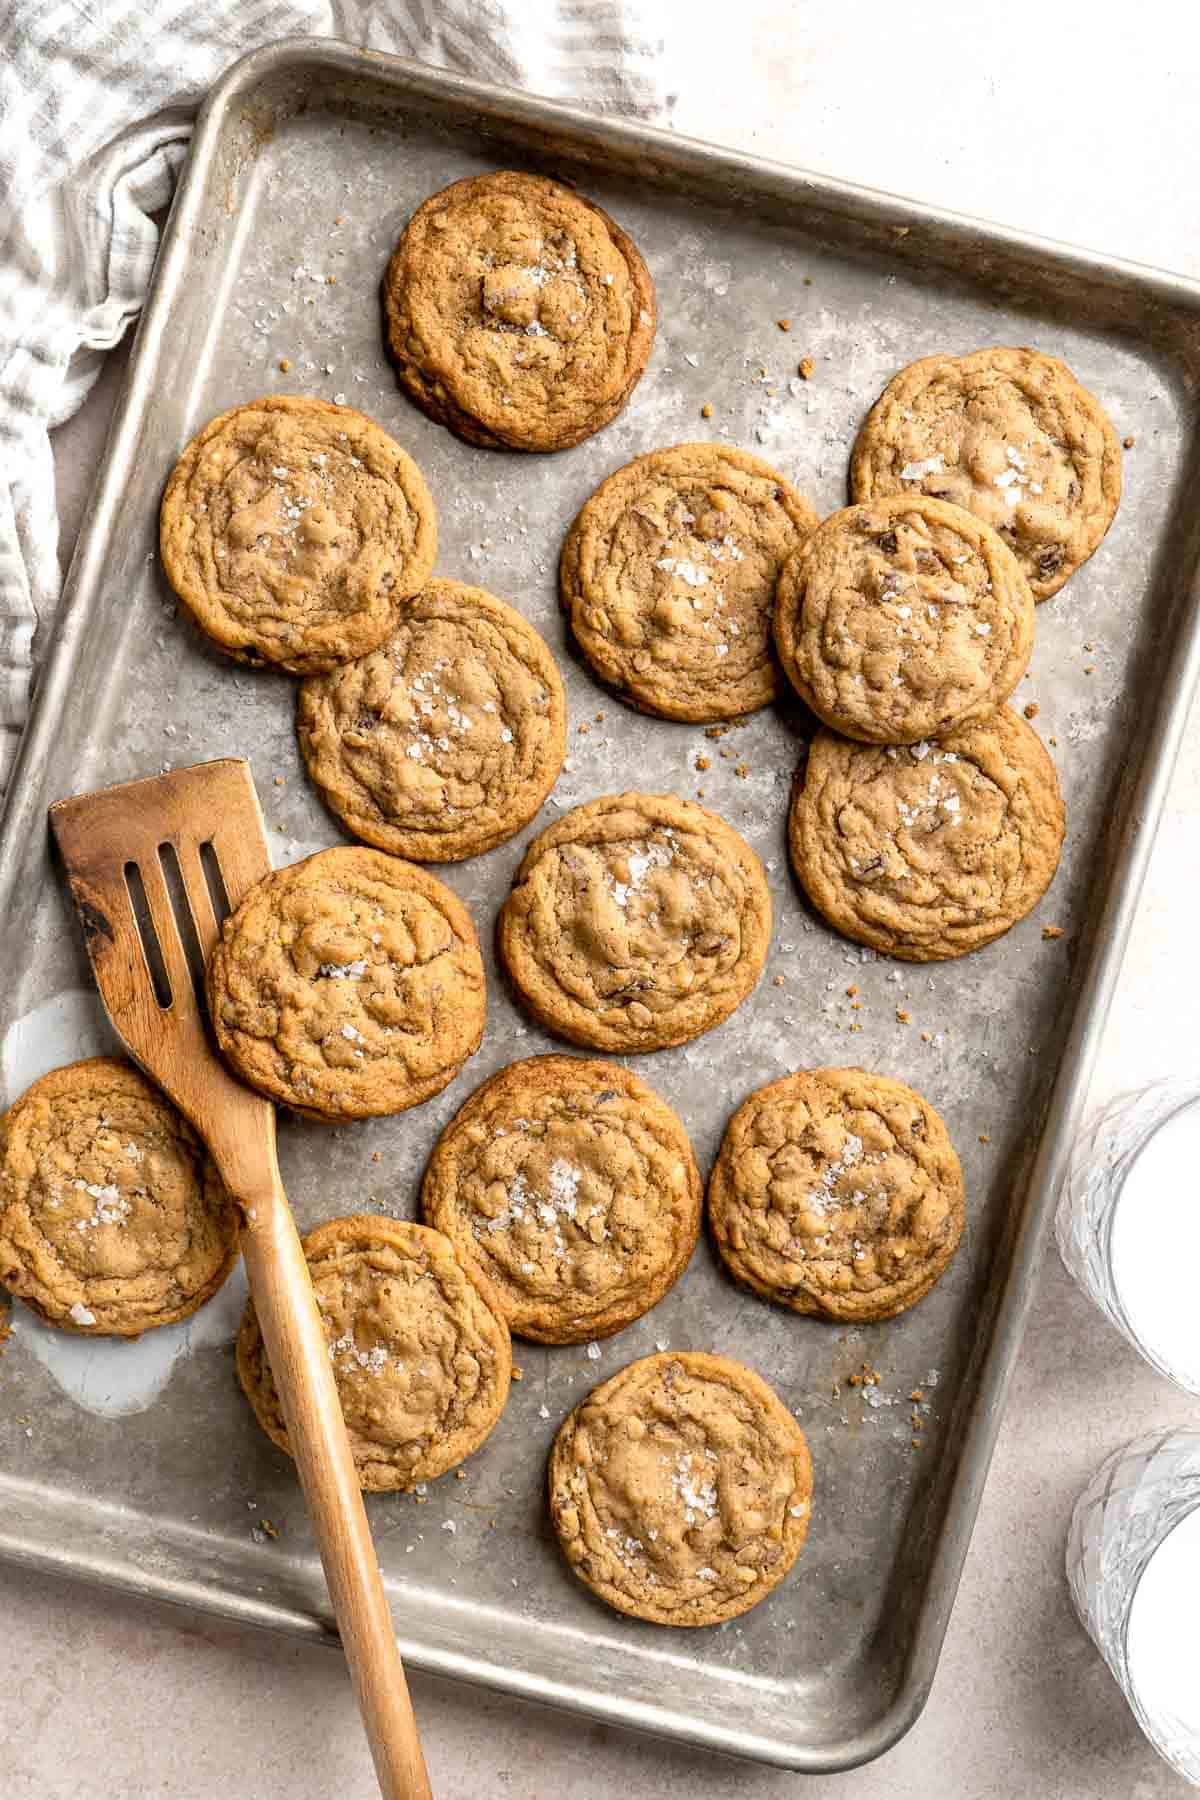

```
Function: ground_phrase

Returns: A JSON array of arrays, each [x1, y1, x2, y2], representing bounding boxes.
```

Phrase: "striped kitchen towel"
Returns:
[[0, 0, 667, 788]]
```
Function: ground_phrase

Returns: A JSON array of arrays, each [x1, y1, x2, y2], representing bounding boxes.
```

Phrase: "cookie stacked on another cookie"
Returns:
[[161, 395, 437, 674], [774, 493, 1034, 746], [774, 466, 1064, 957], [297, 577, 567, 862]]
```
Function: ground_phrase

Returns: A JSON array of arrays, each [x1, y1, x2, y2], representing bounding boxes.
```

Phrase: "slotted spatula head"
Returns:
[[48, 757, 274, 1171]]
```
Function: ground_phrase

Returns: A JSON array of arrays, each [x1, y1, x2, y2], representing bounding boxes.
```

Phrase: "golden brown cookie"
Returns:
[[499, 792, 772, 1052], [207, 847, 485, 1120], [0, 1058, 238, 1336], [789, 707, 1065, 961], [708, 1067, 964, 1323], [548, 1351, 812, 1627], [850, 347, 1121, 599], [560, 443, 818, 722], [774, 494, 1034, 744], [236, 1214, 510, 1491], [160, 395, 437, 673], [383, 170, 655, 452], [296, 577, 567, 862], [422, 1056, 701, 1344]]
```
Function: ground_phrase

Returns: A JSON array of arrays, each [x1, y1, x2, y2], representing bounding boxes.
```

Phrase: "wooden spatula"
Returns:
[[50, 758, 433, 1800]]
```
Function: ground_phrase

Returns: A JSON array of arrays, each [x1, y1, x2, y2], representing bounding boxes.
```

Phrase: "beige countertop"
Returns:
[[6, 4, 1200, 1793]]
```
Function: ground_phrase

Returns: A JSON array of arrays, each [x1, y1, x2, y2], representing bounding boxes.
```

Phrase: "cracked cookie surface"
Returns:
[[774, 494, 1033, 743], [548, 1350, 812, 1626], [708, 1067, 964, 1322], [236, 1214, 510, 1490], [383, 171, 655, 452], [561, 443, 818, 721], [207, 846, 485, 1120], [850, 347, 1120, 599], [789, 707, 1064, 961], [422, 1055, 701, 1343], [297, 577, 567, 862], [0, 1058, 238, 1336], [160, 395, 437, 673], [499, 792, 772, 1052]]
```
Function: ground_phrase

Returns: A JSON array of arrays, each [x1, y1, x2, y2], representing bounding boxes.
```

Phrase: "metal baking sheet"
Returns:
[[3, 38, 1200, 1774]]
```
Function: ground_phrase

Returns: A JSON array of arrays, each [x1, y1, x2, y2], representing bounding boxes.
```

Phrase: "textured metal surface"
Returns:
[[3, 37, 1200, 1774]]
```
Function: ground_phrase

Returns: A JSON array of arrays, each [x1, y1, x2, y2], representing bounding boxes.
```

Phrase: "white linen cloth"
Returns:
[[0, 0, 667, 785]]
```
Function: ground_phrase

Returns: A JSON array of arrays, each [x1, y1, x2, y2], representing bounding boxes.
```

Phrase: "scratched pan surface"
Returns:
[[3, 39, 1200, 1772]]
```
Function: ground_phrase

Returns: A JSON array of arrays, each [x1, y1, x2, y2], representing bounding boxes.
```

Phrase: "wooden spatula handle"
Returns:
[[238, 1189, 433, 1800]]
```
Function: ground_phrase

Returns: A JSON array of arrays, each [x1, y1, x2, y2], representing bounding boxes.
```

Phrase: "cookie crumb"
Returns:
[[848, 1373, 861, 1387], [371, 1150, 381, 1163], [845, 985, 858, 997], [327, 274, 337, 285], [701, 402, 713, 419], [511, 1365, 523, 1381], [777, 318, 792, 332], [978, 1133, 990, 1144], [278, 357, 291, 372], [273, 775, 284, 787], [1049, 735, 1058, 747], [909, 1389, 923, 1402], [797, 356, 815, 380], [803, 276, 813, 286], [772, 975, 785, 988], [1023, 701, 1039, 719], [1123, 434, 1136, 449], [734, 762, 750, 779], [455, 1469, 467, 1481], [594, 712, 604, 723], [895, 1008, 910, 1024], [704, 725, 729, 740], [695, 755, 711, 771], [919, 1030, 931, 1042], [1042, 925, 1064, 940]]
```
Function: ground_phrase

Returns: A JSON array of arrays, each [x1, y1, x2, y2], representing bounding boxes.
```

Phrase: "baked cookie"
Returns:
[[422, 1056, 701, 1343], [850, 347, 1121, 600], [296, 577, 566, 862], [0, 1058, 238, 1336], [207, 846, 485, 1120], [774, 495, 1034, 744], [789, 707, 1064, 961], [499, 792, 772, 1052], [383, 170, 655, 452], [708, 1068, 964, 1323], [236, 1215, 510, 1490], [548, 1351, 812, 1627], [561, 443, 818, 721], [160, 395, 437, 673]]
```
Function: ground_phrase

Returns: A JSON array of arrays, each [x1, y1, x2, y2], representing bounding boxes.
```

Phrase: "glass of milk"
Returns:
[[1056, 1079, 1200, 1392], [1067, 1429, 1200, 1783]]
